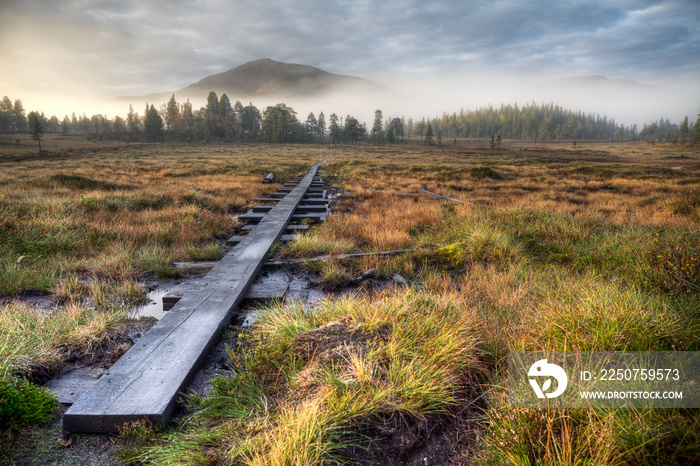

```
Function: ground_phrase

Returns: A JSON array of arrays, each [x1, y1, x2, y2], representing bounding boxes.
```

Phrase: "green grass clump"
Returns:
[[0, 378, 56, 429], [137, 246, 181, 279], [279, 234, 356, 259], [0, 255, 57, 296], [186, 243, 225, 261]]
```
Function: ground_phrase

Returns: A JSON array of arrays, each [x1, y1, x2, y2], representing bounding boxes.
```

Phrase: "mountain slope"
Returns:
[[111, 59, 388, 108], [182, 58, 387, 97]]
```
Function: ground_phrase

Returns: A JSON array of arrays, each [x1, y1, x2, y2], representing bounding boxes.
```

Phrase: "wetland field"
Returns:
[[1, 135, 699, 464]]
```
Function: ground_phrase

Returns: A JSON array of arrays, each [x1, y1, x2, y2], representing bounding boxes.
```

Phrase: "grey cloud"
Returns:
[[0, 0, 697, 117]]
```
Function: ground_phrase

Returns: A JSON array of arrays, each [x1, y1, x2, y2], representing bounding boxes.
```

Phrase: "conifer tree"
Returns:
[[143, 103, 163, 142], [317, 112, 326, 141], [329, 113, 339, 145], [387, 124, 395, 146], [27, 111, 44, 152], [371, 109, 384, 145], [424, 122, 433, 145], [680, 116, 689, 145]]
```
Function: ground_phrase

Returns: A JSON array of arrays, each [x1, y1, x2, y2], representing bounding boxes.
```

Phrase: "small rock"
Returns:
[[392, 274, 409, 286], [57, 434, 75, 447], [356, 268, 376, 282]]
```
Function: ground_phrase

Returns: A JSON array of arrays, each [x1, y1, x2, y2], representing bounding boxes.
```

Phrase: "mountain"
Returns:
[[182, 58, 387, 97], [111, 59, 388, 108]]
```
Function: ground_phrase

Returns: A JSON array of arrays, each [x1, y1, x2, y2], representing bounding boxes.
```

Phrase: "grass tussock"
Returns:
[[123, 290, 482, 464], [0, 299, 129, 379]]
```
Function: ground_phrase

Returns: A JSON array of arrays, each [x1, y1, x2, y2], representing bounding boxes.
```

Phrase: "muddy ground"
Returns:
[[4, 261, 483, 465]]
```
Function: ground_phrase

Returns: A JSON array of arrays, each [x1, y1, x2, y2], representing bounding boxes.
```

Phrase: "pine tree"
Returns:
[[143, 103, 163, 142], [680, 116, 689, 145], [317, 112, 326, 142], [165, 94, 179, 132], [387, 124, 395, 146], [27, 111, 44, 152], [371, 109, 384, 145], [424, 122, 433, 145], [693, 114, 700, 144], [305, 112, 317, 142], [329, 113, 339, 145]]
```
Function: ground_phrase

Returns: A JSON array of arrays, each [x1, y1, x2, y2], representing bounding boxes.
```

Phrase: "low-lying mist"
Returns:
[[19, 73, 699, 129]]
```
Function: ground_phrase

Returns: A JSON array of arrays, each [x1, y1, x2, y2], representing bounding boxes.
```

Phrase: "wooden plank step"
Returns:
[[242, 210, 326, 224], [252, 205, 273, 213], [243, 281, 289, 303], [226, 235, 248, 245], [249, 198, 280, 203], [228, 233, 297, 245], [292, 212, 326, 220], [163, 271, 294, 310], [269, 193, 286, 198], [63, 161, 324, 433], [238, 211, 265, 223], [241, 224, 309, 232], [295, 205, 328, 213], [283, 224, 311, 231], [300, 198, 329, 205]]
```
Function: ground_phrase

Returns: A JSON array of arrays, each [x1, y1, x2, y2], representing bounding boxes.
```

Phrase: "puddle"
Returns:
[[128, 266, 334, 323], [130, 288, 170, 319], [129, 278, 200, 320]]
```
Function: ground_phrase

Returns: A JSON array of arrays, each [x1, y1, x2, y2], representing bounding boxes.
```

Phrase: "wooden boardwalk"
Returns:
[[63, 160, 326, 433]]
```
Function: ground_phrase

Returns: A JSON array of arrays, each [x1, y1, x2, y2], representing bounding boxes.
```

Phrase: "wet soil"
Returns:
[[340, 402, 484, 465], [8, 260, 482, 464]]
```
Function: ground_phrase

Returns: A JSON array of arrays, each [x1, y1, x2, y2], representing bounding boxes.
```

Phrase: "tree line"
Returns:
[[2, 92, 699, 146], [409, 103, 700, 144]]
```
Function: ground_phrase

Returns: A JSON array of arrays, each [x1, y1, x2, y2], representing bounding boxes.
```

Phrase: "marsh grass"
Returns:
[[0, 142, 322, 296], [0, 300, 129, 378], [222, 141, 699, 464], [124, 290, 483, 464], [3, 140, 700, 463]]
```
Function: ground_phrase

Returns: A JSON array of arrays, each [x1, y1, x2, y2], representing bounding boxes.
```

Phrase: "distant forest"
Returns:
[[1, 92, 699, 146]]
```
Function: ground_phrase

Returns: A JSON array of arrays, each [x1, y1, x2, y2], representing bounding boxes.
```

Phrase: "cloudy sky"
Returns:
[[1, 0, 698, 123]]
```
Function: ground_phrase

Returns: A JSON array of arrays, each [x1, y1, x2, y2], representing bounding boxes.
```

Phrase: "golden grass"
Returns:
[[3, 138, 699, 463]]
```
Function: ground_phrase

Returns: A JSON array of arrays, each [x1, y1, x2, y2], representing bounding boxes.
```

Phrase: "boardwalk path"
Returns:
[[64, 157, 326, 432]]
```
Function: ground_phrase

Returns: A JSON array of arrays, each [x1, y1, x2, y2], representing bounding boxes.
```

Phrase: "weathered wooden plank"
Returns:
[[300, 198, 329, 205], [240, 211, 326, 224], [63, 161, 324, 433], [249, 198, 281, 203], [241, 224, 309, 232], [227, 233, 297, 245], [226, 235, 248, 245], [295, 205, 327, 213]]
